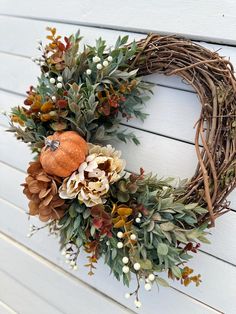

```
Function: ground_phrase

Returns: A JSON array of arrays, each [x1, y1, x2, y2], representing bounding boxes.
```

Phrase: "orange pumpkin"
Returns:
[[40, 131, 88, 177]]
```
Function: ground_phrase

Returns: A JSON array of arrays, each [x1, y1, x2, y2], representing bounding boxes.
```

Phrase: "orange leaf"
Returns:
[[51, 28, 56, 36], [41, 101, 54, 113], [117, 207, 132, 216], [114, 219, 125, 228]]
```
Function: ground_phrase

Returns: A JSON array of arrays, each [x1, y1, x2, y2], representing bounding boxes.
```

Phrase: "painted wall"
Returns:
[[0, 1, 235, 313]]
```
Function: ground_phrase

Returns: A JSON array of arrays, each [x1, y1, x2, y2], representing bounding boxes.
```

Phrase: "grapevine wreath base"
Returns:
[[9, 28, 236, 308]]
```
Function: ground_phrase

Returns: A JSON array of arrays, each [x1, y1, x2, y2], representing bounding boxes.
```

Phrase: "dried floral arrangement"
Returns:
[[8, 28, 236, 308]]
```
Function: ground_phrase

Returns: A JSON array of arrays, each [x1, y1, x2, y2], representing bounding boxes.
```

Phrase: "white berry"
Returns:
[[57, 76, 63, 82], [103, 60, 109, 67], [117, 242, 124, 249], [57, 82, 62, 89], [122, 266, 130, 273], [96, 63, 102, 70], [70, 260, 76, 266], [86, 69, 92, 75], [133, 262, 141, 271], [92, 56, 100, 63], [52, 96, 56, 102], [49, 78, 56, 84], [125, 293, 130, 299], [65, 254, 70, 259], [117, 231, 124, 238], [148, 274, 155, 281], [138, 213, 142, 218], [107, 56, 113, 62], [130, 234, 136, 241], [134, 300, 142, 308], [122, 256, 129, 264], [144, 283, 152, 291], [61, 250, 66, 256], [73, 265, 78, 270], [135, 218, 141, 223]]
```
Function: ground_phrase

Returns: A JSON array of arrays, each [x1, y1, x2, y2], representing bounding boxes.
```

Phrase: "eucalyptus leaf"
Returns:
[[157, 243, 169, 256]]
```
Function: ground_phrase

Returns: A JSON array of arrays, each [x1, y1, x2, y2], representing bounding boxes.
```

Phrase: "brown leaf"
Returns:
[[36, 173, 51, 182], [42, 194, 54, 206], [38, 188, 51, 199], [29, 201, 38, 215], [28, 181, 41, 194]]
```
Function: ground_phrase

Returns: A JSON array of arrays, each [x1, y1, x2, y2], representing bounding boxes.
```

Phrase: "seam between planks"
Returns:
[[0, 230, 226, 314], [1, 190, 236, 268], [0, 51, 196, 94], [0, 299, 18, 314], [1, 13, 236, 48], [0, 88, 198, 146], [170, 287, 224, 314], [0, 269, 65, 314], [0, 231, 137, 314]]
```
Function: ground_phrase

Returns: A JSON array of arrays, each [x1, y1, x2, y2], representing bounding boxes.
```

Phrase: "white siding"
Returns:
[[0, 2, 236, 313]]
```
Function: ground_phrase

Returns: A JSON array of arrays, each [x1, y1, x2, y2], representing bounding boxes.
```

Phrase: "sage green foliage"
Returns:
[[8, 32, 152, 152], [59, 172, 209, 286]]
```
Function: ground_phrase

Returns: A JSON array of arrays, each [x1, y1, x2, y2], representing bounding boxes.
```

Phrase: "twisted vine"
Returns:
[[129, 34, 236, 227]]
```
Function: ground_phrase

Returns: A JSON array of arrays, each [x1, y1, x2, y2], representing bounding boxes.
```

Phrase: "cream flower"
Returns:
[[59, 144, 125, 207]]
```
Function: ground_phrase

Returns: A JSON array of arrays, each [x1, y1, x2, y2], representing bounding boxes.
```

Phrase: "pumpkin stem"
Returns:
[[45, 139, 60, 151]]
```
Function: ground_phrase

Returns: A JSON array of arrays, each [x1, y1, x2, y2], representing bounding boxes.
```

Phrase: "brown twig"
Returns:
[[128, 34, 236, 227]]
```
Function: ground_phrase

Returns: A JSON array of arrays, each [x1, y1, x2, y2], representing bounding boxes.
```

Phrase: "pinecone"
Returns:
[[22, 160, 67, 222]]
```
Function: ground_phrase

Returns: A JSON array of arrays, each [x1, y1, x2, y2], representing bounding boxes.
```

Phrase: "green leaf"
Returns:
[[156, 277, 170, 287], [174, 231, 188, 243], [157, 243, 169, 256], [120, 35, 129, 45], [184, 203, 198, 210], [73, 216, 81, 230], [83, 208, 91, 219], [69, 204, 78, 218], [198, 235, 211, 244], [184, 216, 197, 225], [76, 237, 83, 248], [140, 259, 153, 270], [112, 249, 117, 260], [160, 222, 175, 231], [171, 266, 182, 278], [66, 225, 74, 241], [193, 206, 208, 214]]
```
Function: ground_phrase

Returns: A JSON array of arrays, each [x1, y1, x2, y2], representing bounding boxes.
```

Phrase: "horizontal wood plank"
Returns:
[[0, 87, 201, 145], [0, 232, 135, 314], [0, 270, 62, 314], [0, 122, 199, 179], [1, 1, 236, 44], [1, 16, 236, 92], [0, 13, 236, 313], [0, 299, 17, 314]]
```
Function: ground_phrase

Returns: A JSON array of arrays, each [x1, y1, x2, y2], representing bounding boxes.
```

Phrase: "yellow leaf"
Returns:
[[51, 27, 56, 36], [41, 101, 54, 113], [114, 219, 125, 228], [117, 207, 132, 216], [46, 35, 54, 40]]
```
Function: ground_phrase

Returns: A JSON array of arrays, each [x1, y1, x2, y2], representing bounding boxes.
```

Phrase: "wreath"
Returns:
[[8, 28, 236, 308]]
